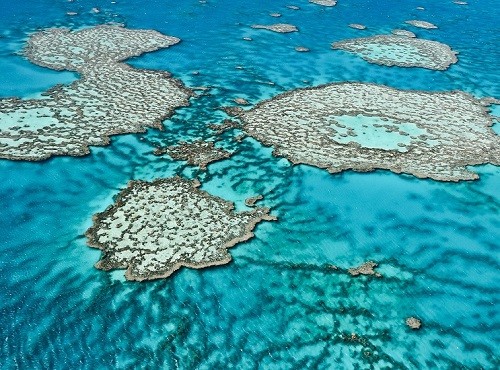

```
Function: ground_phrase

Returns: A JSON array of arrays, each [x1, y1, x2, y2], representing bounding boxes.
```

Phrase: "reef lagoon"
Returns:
[[1, 0, 499, 368]]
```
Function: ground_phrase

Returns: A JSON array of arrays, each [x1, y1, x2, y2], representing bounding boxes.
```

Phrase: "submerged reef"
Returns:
[[332, 35, 458, 70], [310, 0, 337, 6], [231, 82, 500, 181], [234, 97, 250, 105], [405, 20, 438, 29], [349, 24, 366, 30], [406, 317, 422, 330], [0, 25, 192, 161], [207, 119, 240, 135], [391, 29, 416, 38], [245, 195, 264, 207], [348, 261, 382, 277], [251, 24, 298, 33], [154, 140, 232, 170], [295, 46, 310, 52], [86, 177, 276, 281]]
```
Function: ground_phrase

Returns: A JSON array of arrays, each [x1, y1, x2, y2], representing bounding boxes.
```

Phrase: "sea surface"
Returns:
[[0, 0, 499, 368]]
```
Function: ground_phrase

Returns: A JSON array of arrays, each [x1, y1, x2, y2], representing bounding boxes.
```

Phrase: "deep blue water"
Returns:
[[0, 0, 499, 368]]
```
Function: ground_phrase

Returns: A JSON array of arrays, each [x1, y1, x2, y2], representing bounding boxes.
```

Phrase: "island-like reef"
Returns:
[[154, 140, 232, 170], [229, 82, 499, 181], [332, 35, 457, 70], [86, 177, 276, 281], [0, 25, 192, 161], [405, 20, 438, 29], [251, 24, 298, 33], [310, 0, 337, 6]]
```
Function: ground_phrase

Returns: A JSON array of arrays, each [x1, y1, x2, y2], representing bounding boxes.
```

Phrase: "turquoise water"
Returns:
[[329, 115, 429, 151], [0, 0, 498, 368]]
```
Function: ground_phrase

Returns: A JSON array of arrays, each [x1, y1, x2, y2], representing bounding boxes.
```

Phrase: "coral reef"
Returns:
[[391, 29, 416, 38], [405, 20, 437, 29], [332, 35, 457, 70], [0, 25, 192, 161], [406, 317, 422, 329], [245, 195, 264, 207], [232, 82, 500, 181], [86, 177, 276, 281], [234, 98, 250, 105], [251, 24, 298, 33], [154, 140, 232, 170], [310, 0, 337, 6], [348, 261, 382, 277], [207, 119, 239, 135], [349, 24, 366, 30]]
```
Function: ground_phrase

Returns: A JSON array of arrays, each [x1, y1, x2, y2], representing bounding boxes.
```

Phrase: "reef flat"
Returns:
[[86, 177, 275, 281], [231, 82, 500, 181], [251, 24, 298, 33], [405, 20, 438, 29], [406, 317, 422, 330], [154, 140, 232, 170], [349, 24, 367, 30], [348, 261, 382, 277], [295, 46, 310, 52], [310, 0, 337, 6], [0, 25, 192, 161], [391, 29, 416, 38], [332, 35, 458, 70]]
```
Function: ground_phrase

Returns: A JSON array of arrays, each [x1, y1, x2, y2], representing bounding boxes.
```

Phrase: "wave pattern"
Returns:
[[0, 0, 499, 368]]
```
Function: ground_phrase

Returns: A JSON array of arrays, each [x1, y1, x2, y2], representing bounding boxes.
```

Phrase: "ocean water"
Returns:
[[0, 0, 499, 368]]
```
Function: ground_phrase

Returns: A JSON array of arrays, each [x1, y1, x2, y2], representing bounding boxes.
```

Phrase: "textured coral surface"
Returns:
[[237, 82, 499, 181], [86, 177, 275, 281], [0, 26, 192, 161]]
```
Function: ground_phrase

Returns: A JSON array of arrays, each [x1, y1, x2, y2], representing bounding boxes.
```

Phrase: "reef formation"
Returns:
[[207, 119, 239, 135], [348, 261, 382, 277], [86, 177, 276, 281], [229, 82, 500, 181], [405, 20, 437, 29], [349, 24, 366, 30], [295, 46, 310, 52], [245, 195, 264, 207], [391, 29, 416, 38], [310, 0, 337, 6], [251, 24, 298, 33], [332, 35, 457, 70], [406, 317, 422, 330], [154, 140, 232, 170], [0, 25, 192, 161]]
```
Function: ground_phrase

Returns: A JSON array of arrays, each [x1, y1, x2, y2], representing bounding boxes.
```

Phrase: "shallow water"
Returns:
[[0, 0, 499, 368]]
